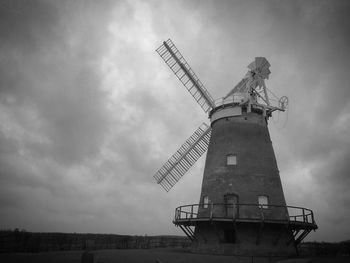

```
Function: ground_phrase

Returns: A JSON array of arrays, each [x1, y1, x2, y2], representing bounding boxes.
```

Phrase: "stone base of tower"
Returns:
[[191, 222, 296, 257]]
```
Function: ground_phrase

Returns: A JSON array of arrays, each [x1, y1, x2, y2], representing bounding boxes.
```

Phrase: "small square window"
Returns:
[[203, 195, 209, 208], [227, 155, 237, 166], [258, 195, 269, 209]]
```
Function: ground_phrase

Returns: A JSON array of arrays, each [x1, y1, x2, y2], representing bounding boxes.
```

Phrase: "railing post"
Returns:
[[302, 208, 305, 223], [210, 202, 213, 220], [232, 204, 234, 220], [191, 205, 193, 219], [260, 206, 264, 221]]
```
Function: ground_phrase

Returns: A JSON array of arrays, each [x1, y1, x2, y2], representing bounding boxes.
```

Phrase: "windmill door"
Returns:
[[225, 194, 238, 219]]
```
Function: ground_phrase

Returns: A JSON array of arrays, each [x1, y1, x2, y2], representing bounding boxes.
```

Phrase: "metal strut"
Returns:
[[178, 225, 196, 242]]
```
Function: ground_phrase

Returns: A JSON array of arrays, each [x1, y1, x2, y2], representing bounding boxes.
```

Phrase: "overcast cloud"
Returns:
[[0, 0, 349, 242]]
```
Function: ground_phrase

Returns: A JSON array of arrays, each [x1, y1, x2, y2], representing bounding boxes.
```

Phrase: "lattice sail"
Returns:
[[156, 39, 215, 113], [153, 123, 212, 192]]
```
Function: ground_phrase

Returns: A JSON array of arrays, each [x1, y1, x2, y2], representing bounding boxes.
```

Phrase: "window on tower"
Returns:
[[203, 195, 209, 208], [258, 195, 269, 209], [227, 154, 237, 166]]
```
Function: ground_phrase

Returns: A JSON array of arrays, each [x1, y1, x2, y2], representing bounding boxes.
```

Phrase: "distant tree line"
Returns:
[[0, 229, 190, 253], [299, 241, 350, 257], [4, 229, 349, 257]]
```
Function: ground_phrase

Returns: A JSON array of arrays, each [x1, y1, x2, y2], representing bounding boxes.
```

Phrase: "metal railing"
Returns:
[[213, 95, 282, 111], [213, 95, 245, 107], [174, 203, 316, 226]]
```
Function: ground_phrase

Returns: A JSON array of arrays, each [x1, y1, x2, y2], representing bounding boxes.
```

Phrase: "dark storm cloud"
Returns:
[[0, 0, 119, 231], [0, 0, 58, 52], [270, 0, 350, 192], [0, 0, 114, 165], [264, 0, 350, 241], [0, 0, 184, 235]]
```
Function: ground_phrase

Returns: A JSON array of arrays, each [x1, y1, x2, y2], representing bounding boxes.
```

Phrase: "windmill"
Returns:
[[153, 39, 317, 257]]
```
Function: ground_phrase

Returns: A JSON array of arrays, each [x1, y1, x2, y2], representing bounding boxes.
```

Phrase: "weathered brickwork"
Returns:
[[199, 111, 286, 208], [193, 109, 295, 256], [193, 222, 295, 256]]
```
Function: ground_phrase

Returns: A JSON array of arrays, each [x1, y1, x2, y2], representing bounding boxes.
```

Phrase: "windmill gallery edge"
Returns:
[[153, 39, 317, 256]]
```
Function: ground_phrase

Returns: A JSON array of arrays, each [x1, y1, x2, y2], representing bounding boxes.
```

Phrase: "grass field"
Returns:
[[0, 248, 349, 263]]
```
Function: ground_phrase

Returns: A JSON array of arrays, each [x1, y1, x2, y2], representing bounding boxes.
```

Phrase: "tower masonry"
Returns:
[[193, 105, 294, 255], [199, 106, 287, 217]]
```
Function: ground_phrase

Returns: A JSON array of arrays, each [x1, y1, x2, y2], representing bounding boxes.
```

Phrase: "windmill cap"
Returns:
[[247, 57, 271, 79]]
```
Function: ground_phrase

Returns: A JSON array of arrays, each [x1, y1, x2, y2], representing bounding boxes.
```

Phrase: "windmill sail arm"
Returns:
[[153, 123, 212, 192], [178, 61, 214, 108], [162, 40, 215, 108], [156, 39, 215, 113]]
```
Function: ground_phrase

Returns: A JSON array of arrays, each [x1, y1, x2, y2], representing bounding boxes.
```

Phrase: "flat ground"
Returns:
[[0, 248, 349, 263]]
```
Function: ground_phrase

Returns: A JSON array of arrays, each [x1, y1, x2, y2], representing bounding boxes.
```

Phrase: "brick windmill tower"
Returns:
[[154, 39, 317, 257]]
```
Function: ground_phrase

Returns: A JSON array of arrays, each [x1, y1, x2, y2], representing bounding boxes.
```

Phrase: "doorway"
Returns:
[[224, 194, 238, 219], [223, 224, 236, 243]]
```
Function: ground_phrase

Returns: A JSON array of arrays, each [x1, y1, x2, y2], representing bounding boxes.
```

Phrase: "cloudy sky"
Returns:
[[0, 0, 349, 242]]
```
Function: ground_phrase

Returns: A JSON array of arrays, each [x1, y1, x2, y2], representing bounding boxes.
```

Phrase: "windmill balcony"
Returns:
[[173, 203, 317, 242]]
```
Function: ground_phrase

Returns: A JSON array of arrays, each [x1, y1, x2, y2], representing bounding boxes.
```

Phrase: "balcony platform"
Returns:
[[173, 203, 317, 245]]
